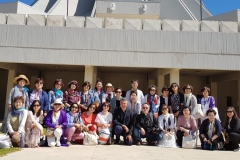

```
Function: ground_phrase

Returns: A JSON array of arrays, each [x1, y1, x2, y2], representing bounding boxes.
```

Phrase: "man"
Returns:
[[125, 79, 144, 105], [134, 103, 162, 145], [113, 98, 134, 145]]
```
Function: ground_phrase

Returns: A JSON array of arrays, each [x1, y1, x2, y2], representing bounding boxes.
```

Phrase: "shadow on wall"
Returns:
[[74, 0, 95, 16], [0, 69, 8, 120]]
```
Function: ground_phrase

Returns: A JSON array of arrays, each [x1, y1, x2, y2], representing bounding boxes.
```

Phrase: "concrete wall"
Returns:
[[205, 10, 240, 22], [0, 2, 18, 13], [0, 69, 8, 119]]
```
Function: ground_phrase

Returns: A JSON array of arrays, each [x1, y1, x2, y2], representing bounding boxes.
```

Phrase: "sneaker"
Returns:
[[67, 141, 72, 146], [136, 142, 141, 145], [56, 141, 61, 147], [114, 139, 120, 145], [234, 148, 240, 152]]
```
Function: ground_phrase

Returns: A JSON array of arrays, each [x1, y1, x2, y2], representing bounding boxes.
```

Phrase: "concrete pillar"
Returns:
[[238, 73, 240, 116], [170, 69, 180, 85], [4, 70, 15, 116], [211, 82, 218, 107], [157, 75, 164, 94], [148, 79, 155, 87], [84, 66, 97, 85]]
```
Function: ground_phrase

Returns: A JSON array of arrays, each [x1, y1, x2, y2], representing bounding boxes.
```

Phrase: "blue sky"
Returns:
[[0, 0, 240, 15]]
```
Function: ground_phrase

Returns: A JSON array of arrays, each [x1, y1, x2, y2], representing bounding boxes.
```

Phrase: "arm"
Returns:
[[209, 96, 215, 109], [63, 91, 70, 107], [127, 112, 134, 136], [190, 116, 197, 133], [7, 88, 14, 112], [135, 115, 142, 130], [45, 111, 56, 128], [137, 103, 141, 114], [27, 111, 43, 130], [226, 118, 240, 133], [125, 91, 130, 101], [140, 91, 144, 104], [6, 113, 14, 134], [48, 91, 53, 110], [191, 96, 198, 116], [43, 91, 49, 111], [156, 96, 160, 109], [176, 116, 182, 129], [170, 114, 175, 129], [66, 113, 74, 128], [18, 110, 28, 133], [113, 109, 122, 126], [61, 111, 68, 129], [158, 116, 164, 130], [142, 95, 147, 104]]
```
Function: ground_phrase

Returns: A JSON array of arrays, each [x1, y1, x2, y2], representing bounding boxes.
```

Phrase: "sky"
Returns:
[[0, 0, 240, 16]]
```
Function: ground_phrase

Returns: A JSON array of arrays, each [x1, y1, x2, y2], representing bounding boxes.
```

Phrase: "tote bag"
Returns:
[[83, 131, 98, 145], [193, 104, 204, 120], [98, 128, 111, 144], [182, 135, 197, 149]]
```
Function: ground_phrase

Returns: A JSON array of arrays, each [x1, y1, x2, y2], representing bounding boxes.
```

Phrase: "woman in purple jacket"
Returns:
[[45, 99, 68, 147]]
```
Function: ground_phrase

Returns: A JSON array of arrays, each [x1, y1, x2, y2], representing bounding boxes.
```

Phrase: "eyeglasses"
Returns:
[[163, 90, 169, 92], [185, 88, 191, 90], [116, 91, 122, 93], [226, 111, 233, 113], [162, 108, 168, 110], [33, 105, 40, 107], [150, 89, 156, 91], [36, 82, 43, 84], [72, 106, 78, 109], [142, 107, 149, 109], [103, 105, 109, 108], [89, 106, 96, 110], [172, 85, 177, 88], [54, 103, 62, 106]]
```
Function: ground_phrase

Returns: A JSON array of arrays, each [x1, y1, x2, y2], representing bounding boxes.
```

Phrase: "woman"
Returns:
[[127, 90, 141, 116], [25, 100, 44, 148], [223, 107, 240, 152], [79, 81, 94, 113], [64, 103, 84, 146], [81, 102, 98, 133], [159, 86, 170, 115], [110, 87, 123, 113], [183, 84, 198, 119], [199, 109, 224, 150], [45, 99, 68, 147], [95, 102, 113, 144], [63, 80, 80, 112], [6, 96, 28, 148], [91, 79, 105, 113], [29, 78, 49, 114], [103, 83, 115, 103], [169, 83, 184, 118], [158, 104, 177, 148], [176, 106, 197, 147], [48, 79, 64, 110], [1, 75, 30, 133], [143, 85, 160, 113]]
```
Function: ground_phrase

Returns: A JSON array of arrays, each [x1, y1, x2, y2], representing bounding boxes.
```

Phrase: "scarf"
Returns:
[[11, 106, 25, 116], [184, 93, 192, 107], [53, 88, 63, 99], [163, 114, 171, 130], [30, 89, 42, 105], [147, 94, 157, 113], [207, 120, 215, 139], [67, 89, 76, 96]]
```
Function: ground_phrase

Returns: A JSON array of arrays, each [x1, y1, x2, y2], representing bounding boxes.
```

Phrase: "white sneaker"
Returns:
[[233, 148, 240, 152], [56, 141, 61, 147]]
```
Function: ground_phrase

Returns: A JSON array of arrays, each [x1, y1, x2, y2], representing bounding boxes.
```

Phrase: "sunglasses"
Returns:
[[33, 104, 40, 107], [163, 90, 169, 92], [89, 106, 96, 110], [54, 103, 62, 106], [72, 106, 78, 109], [162, 108, 168, 110], [172, 85, 177, 88], [142, 107, 149, 109], [185, 88, 191, 90], [226, 111, 233, 113], [103, 105, 109, 108], [116, 91, 122, 93], [150, 89, 156, 91]]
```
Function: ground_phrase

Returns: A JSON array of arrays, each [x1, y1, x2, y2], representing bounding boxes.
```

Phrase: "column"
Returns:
[[157, 75, 164, 94], [4, 70, 15, 116], [238, 73, 240, 116], [170, 69, 180, 85], [84, 66, 97, 85]]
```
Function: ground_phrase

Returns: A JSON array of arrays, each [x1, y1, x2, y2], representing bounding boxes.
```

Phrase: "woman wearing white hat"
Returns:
[[45, 99, 68, 147], [1, 75, 30, 133], [102, 83, 115, 104]]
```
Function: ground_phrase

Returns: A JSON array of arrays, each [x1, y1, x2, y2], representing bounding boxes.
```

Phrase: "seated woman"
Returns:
[[158, 105, 177, 148], [176, 106, 197, 147], [6, 96, 28, 148], [95, 102, 113, 144], [223, 107, 240, 152], [45, 99, 68, 147], [199, 109, 224, 150], [64, 103, 84, 146], [25, 100, 44, 148], [81, 102, 98, 133]]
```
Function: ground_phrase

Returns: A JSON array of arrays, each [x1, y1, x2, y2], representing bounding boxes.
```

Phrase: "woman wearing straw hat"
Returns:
[[1, 75, 30, 133], [102, 83, 115, 111]]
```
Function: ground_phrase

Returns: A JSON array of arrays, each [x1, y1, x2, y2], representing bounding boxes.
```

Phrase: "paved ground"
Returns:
[[2, 144, 240, 160]]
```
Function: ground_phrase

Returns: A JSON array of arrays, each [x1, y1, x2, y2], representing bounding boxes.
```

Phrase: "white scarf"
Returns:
[[184, 93, 192, 107]]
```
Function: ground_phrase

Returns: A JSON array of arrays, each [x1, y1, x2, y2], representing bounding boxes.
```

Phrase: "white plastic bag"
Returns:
[[83, 131, 98, 145], [213, 107, 221, 122], [182, 135, 196, 149], [0, 134, 12, 148], [193, 104, 204, 120]]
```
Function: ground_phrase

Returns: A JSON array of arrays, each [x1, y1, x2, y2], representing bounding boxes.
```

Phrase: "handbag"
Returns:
[[83, 131, 98, 145], [98, 129, 111, 145], [46, 128, 55, 137], [0, 134, 12, 149], [182, 135, 197, 149], [193, 104, 204, 120]]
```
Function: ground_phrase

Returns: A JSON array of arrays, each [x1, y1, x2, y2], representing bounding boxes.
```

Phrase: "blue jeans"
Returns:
[[133, 127, 162, 143], [114, 125, 132, 145]]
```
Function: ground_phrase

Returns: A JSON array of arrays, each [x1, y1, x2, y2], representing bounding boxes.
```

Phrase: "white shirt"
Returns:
[[158, 113, 175, 130], [52, 111, 60, 125], [126, 89, 144, 105], [95, 112, 113, 131]]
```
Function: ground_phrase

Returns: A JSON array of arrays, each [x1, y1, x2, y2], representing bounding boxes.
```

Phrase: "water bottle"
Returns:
[[203, 142, 207, 150], [210, 144, 212, 150]]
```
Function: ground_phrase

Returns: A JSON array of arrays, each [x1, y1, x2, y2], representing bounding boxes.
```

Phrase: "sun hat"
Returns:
[[13, 75, 30, 85], [105, 83, 114, 91], [51, 99, 64, 107]]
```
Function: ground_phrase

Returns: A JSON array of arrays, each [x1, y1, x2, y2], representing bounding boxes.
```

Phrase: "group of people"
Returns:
[[1, 75, 240, 152]]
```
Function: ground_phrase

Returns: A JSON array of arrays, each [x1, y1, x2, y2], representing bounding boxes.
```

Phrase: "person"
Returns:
[[199, 109, 224, 150], [95, 102, 113, 144], [200, 87, 219, 121], [142, 85, 160, 113], [79, 81, 95, 113], [134, 103, 162, 146], [81, 102, 98, 133], [25, 100, 44, 148], [110, 87, 123, 113], [48, 79, 64, 110], [183, 84, 198, 119], [127, 90, 141, 117], [1, 75, 30, 133], [90, 79, 105, 112], [158, 105, 177, 148], [63, 80, 80, 112], [223, 107, 240, 152], [159, 86, 170, 115], [29, 78, 49, 115], [64, 103, 84, 146], [169, 83, 184, 118], [6, 96, 28, 148], [103, 83, 115, 103], [125, 79, 144, 106], [176, 106, 197, 147], [45, 99, 68, 147], [113, 98, 134, 145]]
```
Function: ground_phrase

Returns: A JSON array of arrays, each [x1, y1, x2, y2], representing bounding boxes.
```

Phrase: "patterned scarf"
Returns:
[[53, 88, 63, 99], [147, 94, 157, 113], [11, 106, 25, 116], [67, 89, 76, 96]]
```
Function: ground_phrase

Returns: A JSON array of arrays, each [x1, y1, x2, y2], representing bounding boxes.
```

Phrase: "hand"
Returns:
[[8, 104, 12, 113], [87, 124, 92, 128], [102, 124, 109, 128], [169, 131, 173, 135], [74, 123, 81, 129], [83, 126, 89, 131], [174, 111, 179, 117], [207, 140, 212, 144], [225, 139, 229, 144], [31, 124, 36, 129], [163, 130, 168, 134], [126, 135, 133, 142], [203, 138, 208, 142], [183, 131, 189, 136], [123, 126, 129, 133], [140, 128, 146, 135], [43, 112, 47, 117], [12, 131, 19, 136], [55, 125, 62, 129]]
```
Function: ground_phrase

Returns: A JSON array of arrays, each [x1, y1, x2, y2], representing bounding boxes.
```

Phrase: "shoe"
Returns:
[[136, 142, 141, 145], [67, 141, 72, 146], [234, 148, 240, 152], [56, 141, 61, 147]]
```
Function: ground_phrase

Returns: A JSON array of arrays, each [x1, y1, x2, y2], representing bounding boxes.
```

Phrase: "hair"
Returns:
[[82, 81, 91, 89], [53, 79, 64, 87], [68, 81, 79, 89], [130, 90, 137, 96], [183, 84, 193, 92], [161, 85, 170, 93], [141, 103, 150, 108], [159, 104, 173, 115], [35, 78, 44, 84], [95, 79, 103, 90], [14, 96, 24, 104], [17, 78, 27, 83], [29, 100, 42, 117], [115, 87, 122, 92], [170, 83, 180, 94], [224, 107, 239, 128], [201, 86, 210, 93], [120, 98, 127, 103], [131, 79, 139, 84], [101, 102, 111, 112], [87, 102, 98, 113], [70, 103, 79, 112], [206, 108, 216, 116], [181, 106, 191, 114], [148, 85, 158, 94]]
